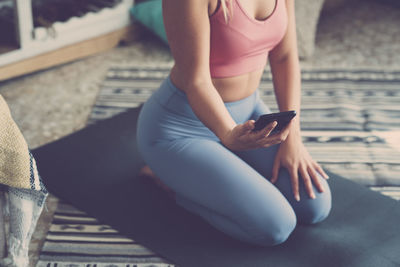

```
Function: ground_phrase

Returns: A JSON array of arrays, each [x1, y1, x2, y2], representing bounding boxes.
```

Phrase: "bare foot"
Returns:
[[140, 166, 175, 198]]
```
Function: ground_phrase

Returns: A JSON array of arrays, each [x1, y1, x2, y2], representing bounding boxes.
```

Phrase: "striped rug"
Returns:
[[36, 201, 173, 267], [36, 64, 400, 266]]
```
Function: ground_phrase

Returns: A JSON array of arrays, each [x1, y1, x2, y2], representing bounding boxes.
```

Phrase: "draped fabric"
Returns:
[[0, 95, 48, 267], [0, 95, 47, 193]]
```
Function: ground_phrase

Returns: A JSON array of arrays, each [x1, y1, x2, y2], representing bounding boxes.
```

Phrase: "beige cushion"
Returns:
[[0, 95, 39, 190]]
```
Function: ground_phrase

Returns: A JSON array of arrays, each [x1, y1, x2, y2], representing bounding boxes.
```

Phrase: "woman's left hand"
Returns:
[[270, 131, 329, 201]]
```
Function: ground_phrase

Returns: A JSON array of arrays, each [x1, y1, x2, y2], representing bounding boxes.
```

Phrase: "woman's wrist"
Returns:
[[287, 117, 302, 141], [217, 124, 235, 146]]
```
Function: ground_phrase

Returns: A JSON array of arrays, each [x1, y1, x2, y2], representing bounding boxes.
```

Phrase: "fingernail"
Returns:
[[295, 195, 300, 202], [311, 194, 316, 199]]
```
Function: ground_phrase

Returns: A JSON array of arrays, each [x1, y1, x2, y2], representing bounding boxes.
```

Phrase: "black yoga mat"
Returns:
[[32, 107, 400, 267]]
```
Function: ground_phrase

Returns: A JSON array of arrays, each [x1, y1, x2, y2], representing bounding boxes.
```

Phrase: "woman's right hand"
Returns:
[[221, 120, 290, 151]]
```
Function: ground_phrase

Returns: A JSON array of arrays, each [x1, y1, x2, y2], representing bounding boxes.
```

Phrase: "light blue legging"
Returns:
[[137, 76, 332, 246]]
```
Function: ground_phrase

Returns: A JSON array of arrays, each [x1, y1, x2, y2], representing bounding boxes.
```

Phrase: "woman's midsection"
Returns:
[[170, 65, 264, 102], [211, 68, 264, 102]]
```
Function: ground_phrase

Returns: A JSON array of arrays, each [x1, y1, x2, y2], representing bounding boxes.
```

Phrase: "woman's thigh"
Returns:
[[245, 94, 332, 224], [235, 144, 332, 224], [140, 137, 297, 244]]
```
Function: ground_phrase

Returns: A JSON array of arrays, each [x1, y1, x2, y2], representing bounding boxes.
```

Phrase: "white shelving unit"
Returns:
[[0, 0, 134, 81]]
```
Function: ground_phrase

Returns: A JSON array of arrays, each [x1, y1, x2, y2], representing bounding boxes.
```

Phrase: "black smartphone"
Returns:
[[253, 110, 297, 134]]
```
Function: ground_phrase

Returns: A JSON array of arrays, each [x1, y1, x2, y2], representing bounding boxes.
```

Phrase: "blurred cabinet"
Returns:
[[0, 0, 134, 81]]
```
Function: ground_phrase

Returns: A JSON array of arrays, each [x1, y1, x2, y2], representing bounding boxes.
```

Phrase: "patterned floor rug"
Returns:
[[36, 64, 400, 266], [36, 201, 174, 267]]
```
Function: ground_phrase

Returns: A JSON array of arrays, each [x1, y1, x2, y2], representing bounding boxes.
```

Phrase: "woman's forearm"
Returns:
[[266, 0, 301, 137], [184, 80, 237, 142], [270, 54, 302, 136]]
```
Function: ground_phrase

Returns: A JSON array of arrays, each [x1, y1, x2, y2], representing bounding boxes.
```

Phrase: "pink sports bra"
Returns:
[[209, 0, 288, 78]]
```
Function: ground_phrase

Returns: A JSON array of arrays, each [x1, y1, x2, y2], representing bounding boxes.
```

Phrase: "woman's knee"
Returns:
[[253, 218, 297, 246], [297, 178, 332, 225], [301, 196, 331, 224], [243, 202, 297, 246], [273, 168, 332, 225]]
